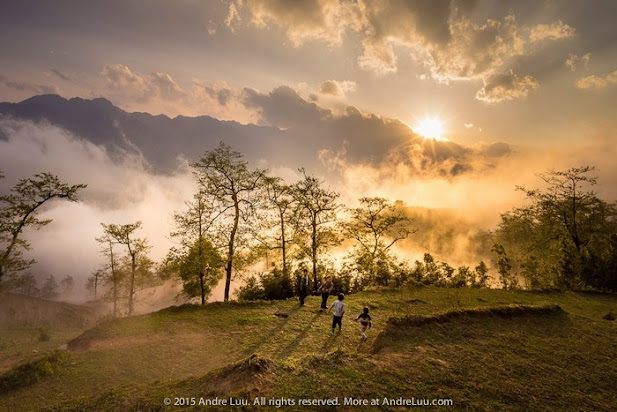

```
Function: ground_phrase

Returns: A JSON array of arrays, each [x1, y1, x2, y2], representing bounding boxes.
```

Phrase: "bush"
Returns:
[[261, 269, 293, 300], [237, 269, 294, 301], [236, 276, 264, 301]]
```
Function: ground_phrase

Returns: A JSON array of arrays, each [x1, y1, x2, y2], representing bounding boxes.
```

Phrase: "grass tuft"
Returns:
[[0, 351, 67, 394]]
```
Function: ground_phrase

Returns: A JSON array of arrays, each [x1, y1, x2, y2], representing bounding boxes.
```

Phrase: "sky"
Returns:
[[1, 0, 617, 300]]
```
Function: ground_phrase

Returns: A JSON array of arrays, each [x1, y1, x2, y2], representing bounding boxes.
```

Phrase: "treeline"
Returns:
[[237, 253, 490, 301], [1, 150, 616, 314], [5, 273, 75, 300]]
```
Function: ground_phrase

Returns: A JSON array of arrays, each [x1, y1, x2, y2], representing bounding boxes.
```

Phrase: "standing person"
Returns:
[[328, 293, 345, 335], [355, 307, 372, 341], [299, 268, 309, 306], [317, 276, 334, 309]]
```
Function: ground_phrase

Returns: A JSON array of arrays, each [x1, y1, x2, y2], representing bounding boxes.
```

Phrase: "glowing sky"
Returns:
[[1, 1, 617, 294], [1, 0, 616, 145]]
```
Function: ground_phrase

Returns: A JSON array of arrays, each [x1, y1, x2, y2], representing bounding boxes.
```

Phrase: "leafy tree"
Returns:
[[95, 229, 123, 316], [341, 197, 414, 285], [452, 266, 470, 288], [192, 143, 266, 301], [40, 274, 59, 299], [3, 272, 39, 296], [0, 172, 86, 282], [496, 166, 617, 290], [292, 169, 340, 292], [165, 238, 223, 303], [170, 191, 222, 304], [422, 252, 439, 285], [101, 221, 150, 315], [492, 243, 517, 289], [259, 176, 296, 278], [86, 268, 105, 300], [59, 274, 74, 295], [473, 261, 490, 288]]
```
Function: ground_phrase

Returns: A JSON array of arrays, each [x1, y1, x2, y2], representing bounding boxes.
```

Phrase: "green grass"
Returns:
[[1, 287, 616, 411]]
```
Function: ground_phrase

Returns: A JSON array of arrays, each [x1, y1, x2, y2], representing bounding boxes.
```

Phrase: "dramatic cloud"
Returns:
[[0, 75, 61, 95], [191, 79, 256, 123], [566, 53, 591, 72], [427, 14, 525, 82], [575, 69, 617, 89], [318, 80, 357, 97], [226, 1, 571, 84], [476, 70, 539, 103], [232, 0, 362, 47], [101, 64, 186, 105], [529, 21, 575, 42], [98, 64, 256, 121], [243, 85, 332, 128]]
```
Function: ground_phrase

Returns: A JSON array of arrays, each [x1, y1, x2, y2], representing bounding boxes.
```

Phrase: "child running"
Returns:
[[355, 307, 372, 341], [328, 293, 345, 335]]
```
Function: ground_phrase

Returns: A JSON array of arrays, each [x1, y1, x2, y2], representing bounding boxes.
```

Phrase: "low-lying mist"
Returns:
[[2, 116, 616, 309]]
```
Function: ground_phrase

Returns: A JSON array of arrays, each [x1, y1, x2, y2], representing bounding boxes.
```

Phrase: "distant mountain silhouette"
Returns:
[[1, 94, 454, 177], [0, 95, 287, 172]]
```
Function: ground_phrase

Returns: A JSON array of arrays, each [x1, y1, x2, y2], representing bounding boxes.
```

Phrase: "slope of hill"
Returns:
[[1, 287, 616, 411], [0, 293, 103, 329]]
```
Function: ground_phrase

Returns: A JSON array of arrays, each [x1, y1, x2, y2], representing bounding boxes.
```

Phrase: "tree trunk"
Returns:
[[109, 240, 118, 317], [280, 211, 288, 278], [128, 252, 136, 315], [198, 211, 205, 305], [311, 217, 318, 292], [199, 273, 205, 305], [224, 197, 240, 301]]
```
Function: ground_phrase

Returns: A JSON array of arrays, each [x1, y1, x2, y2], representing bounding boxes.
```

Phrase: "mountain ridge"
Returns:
[[0, 94, 290, 173]]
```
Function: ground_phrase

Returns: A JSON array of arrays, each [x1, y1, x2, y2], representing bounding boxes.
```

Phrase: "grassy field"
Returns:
[[1, 286, 616, 411]]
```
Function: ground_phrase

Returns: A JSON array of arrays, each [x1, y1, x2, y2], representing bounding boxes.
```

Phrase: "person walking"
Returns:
[[299, 268, 309, 306], [328, 293, 345, 335], [355, 307, 372, 341], [318, 276, 334, 309]]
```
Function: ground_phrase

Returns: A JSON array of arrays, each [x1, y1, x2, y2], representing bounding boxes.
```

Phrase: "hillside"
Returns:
[[0, 293, 104, 329], [1, 287, 616, 411]]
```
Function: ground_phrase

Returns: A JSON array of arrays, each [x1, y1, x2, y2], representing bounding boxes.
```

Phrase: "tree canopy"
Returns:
[[0, 172, 86, 282]]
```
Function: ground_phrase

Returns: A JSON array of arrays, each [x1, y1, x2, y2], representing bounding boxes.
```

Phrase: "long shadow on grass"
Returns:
[[241, 303, 303, 356], [274, 311, 324, 360]]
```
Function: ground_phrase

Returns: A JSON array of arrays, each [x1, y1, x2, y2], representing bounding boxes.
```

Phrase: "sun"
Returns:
[[413, 117, 447, 141]]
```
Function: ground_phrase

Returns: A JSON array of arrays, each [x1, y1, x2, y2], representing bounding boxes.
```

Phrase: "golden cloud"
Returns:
[[575, 69, 617, 89], [475, 70, 539, 103]]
